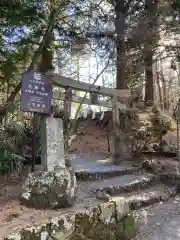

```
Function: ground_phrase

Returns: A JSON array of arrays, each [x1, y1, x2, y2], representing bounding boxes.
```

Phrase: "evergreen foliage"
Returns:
[[0, 0, 179, 174]]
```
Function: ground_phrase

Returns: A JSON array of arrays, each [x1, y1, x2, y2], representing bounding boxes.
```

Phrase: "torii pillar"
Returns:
[[112, 89, 131, 164]]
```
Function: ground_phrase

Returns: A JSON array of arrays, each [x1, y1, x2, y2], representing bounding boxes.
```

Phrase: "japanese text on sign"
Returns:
[[21, 71, 52, 114]]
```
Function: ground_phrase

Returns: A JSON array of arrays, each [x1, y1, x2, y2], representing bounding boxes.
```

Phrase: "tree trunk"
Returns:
[[113, 0, 128, 162], [155, 69, 163, 109], [160, 69, 169, 110], [115, 0, 127, 89], [39, 31, 53, 73], [144, 0, 158, 104], [144, 46, 154, 104]]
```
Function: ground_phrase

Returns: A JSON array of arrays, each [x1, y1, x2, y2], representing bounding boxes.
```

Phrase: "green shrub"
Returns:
[[0, 143, 24, 175], [0, 123, 26, 175], [117, 107, 171, 156]]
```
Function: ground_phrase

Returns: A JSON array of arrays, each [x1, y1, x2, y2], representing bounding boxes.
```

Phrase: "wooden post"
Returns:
[[112, 90, 128, 163], [112, 91, 121, 161], [90, 92, 98, 105], [63, 86, 72, 165], [31, 112, 38, 172], [176, 98, 180, 161]]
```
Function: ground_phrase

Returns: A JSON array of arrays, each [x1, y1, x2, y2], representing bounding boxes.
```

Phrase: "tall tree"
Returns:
[[115, 0, 127, 89], [0, 0, 88, 116], [144, 0, 158, 104]]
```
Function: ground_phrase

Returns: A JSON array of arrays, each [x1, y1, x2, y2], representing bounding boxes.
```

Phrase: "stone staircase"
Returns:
[[73, 154, 180, 240], [77, 164, 178, 212], [4, 154, 180, 240]]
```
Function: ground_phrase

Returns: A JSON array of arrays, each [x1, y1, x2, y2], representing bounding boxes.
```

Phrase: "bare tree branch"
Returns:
[[71, 49, 114, 133]]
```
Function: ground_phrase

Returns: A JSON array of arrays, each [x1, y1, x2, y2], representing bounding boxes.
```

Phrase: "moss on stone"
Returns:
[[6, 198, 136, 240], [20, 169, 77, 209]]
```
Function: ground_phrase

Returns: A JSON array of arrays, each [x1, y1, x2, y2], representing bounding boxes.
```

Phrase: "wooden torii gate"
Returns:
[[50, 73, 131, 159], [52, 73, 130, 107]]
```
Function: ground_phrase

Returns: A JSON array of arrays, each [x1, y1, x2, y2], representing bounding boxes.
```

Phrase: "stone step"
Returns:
[[112, 185, 178, 211], [75, 166, 139, 181], [84, 174, 158, 195]]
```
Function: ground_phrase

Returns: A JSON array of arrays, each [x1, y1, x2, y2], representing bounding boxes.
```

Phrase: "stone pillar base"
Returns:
[[20, 168, 77, 209]]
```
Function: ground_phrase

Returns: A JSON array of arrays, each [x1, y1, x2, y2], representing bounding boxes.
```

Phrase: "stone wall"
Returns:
[[6, 197, 136, 240]]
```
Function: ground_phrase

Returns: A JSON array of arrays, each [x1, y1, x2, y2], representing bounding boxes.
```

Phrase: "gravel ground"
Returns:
[[133, 195, 180, 240]]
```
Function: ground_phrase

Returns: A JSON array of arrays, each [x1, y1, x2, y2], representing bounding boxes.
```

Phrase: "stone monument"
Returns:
[[21, 117, 77, 209], [41, 117, 65, 170]]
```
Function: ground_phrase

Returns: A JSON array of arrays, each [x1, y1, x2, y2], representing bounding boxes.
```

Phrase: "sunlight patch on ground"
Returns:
[[96, 158, 112, 164]]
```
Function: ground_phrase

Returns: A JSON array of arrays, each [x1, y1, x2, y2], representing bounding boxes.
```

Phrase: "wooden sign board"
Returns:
[[21, 70, 52, 114]]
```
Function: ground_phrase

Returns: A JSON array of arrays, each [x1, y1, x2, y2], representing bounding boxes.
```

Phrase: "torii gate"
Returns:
[[50, 73, 131, 161]]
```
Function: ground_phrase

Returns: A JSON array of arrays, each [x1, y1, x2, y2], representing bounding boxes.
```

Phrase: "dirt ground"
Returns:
[[70, 119, 113, 154], [0, 184, 92, 239], [0, 166, 102, 239], [133, 196, 180, 240], [0, 121, 110, 238]]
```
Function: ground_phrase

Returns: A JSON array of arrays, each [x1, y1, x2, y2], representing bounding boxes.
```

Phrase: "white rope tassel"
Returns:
[[83, 109, 88, 119], [100, 111, 105, 120], [92, 111, 96, 119]]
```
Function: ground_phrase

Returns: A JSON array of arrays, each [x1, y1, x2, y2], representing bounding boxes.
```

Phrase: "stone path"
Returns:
[[2, 153, 180, 239], [82, 174, 154, 193], [71, 154, 180, 240], [70, 153, 139, 181], [133, 196, 180, 240], [0, 153, 137, 239], [114, 184, 178, 210], [70, 153, 135, 173]]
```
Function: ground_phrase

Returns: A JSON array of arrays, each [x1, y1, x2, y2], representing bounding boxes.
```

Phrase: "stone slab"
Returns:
[[41, 117, 65, 171], [84, 174, 156, 194], [112, 185, 178, 210], [70, 153, 136, 173], [75, 167, 138, 181]]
